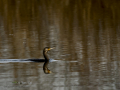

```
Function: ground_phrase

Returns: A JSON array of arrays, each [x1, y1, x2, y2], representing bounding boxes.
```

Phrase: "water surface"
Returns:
[[0, 0, 120, 90]]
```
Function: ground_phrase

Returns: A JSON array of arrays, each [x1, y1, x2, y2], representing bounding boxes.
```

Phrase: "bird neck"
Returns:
[[43, 51, 49, 60]]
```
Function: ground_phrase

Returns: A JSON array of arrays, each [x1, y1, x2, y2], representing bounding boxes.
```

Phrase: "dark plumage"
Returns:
[[43, 47, 53, 74]]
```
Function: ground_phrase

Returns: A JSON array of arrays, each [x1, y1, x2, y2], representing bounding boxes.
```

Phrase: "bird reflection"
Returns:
[[0, 47, 54, 74], [29, 47, 53, 74], [43, 47, 53, 74]]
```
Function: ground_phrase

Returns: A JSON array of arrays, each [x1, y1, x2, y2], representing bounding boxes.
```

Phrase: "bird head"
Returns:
[[43, 47, 54, 52], [44, 68, 52, 74]]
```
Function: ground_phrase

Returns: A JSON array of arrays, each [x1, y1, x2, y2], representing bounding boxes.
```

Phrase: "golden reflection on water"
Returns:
[[0, 0, 120, 90]]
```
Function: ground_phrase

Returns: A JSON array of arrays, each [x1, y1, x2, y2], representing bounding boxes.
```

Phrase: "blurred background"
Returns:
[[0, 0, 120, 90]]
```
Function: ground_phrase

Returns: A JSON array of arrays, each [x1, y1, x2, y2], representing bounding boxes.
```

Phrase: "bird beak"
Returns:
[[48, 48, 54, 51]]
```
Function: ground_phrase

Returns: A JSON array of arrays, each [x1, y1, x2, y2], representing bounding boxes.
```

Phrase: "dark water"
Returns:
[[0, 0, 120, 90]]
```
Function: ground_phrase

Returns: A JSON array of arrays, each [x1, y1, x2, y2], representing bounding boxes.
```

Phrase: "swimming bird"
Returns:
[[0, 47, 54, 74], [43, 47, 53, 74]]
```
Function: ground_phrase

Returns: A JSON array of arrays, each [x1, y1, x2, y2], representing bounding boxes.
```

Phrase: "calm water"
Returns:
[[0, 0, 120, 90]]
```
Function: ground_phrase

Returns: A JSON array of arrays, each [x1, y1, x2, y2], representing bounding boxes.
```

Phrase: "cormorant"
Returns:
[[43, 47, 53, 74]]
